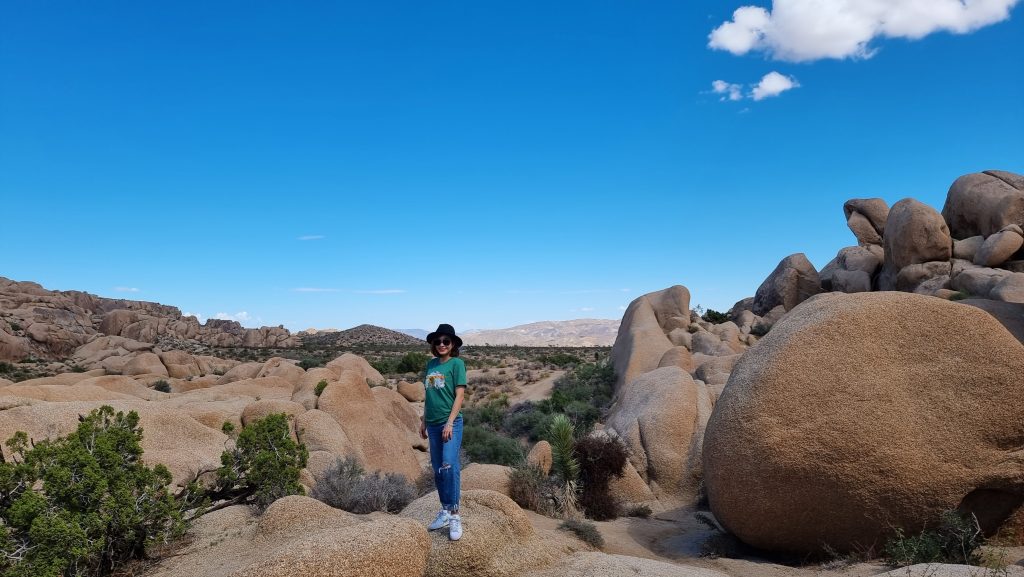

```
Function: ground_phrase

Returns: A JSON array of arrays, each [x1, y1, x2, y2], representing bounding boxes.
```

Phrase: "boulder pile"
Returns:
[[0, 277, 299, 362]]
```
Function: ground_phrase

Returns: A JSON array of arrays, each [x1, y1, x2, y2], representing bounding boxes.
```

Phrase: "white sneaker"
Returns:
[[428, 509, 450, 531], [449, 514, 462, 541]]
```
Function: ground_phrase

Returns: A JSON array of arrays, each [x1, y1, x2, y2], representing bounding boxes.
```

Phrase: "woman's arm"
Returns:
[[442, 387, 465, 441]]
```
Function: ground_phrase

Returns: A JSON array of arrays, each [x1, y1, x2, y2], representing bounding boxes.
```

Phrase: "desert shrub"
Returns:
[[0, 362, 12, 375], [884, 510, 983, 567], [151, 379, 172, 393], [69, 364, 87, 373], [701, 309, 730, 324], [311, 456, 415, 514], [213, 413, 308, 513], [461, 395, 509, 430], [626, 504, 652, 518], [540, 353, 580, 368], [537, 362, 614, 434], [314, 379, 329, 396], [394, 352, 430, 375], [559, 519, 604, 549], [574, 435, 628, 521], [0, 406, 187, 577], [8, 323, 21, 332], [507, 463, 546, 512], [461, 425, 524, 466], [502, 403, 556, 442], [298, 357, 322, 370]]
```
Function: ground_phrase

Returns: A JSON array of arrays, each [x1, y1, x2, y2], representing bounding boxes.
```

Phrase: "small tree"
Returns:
[[547, 414, 580, 517], [212, 413, 308, 513], [0, 406, 186, 577]]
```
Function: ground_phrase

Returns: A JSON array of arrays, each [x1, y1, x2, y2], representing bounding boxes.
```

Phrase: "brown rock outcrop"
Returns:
[[610, 286, 690, 389], [605, 366, 715, 502], [122, 352, 169, 377], [942, 170, 1024, 239], [703, 291, 1024, 554], [843, 198, 889, 246], [879, 198, 953, 290], [752, 253, 821, 315]]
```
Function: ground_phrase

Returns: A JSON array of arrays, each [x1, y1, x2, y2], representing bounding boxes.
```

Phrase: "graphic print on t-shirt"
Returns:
[[425, 371, 446, 389]]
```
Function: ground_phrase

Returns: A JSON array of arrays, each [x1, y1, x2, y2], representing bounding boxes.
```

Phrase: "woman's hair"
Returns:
[[430, 341, 461, 358]]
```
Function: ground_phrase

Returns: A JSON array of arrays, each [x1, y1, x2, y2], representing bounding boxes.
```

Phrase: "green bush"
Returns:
[[507, 463, 548, 513], [559, 519, 604, 549], [884, 510, 983, 567], [461, 395, 509, 430], [540, 353, 580, 368], [298, 357, 322, 370], [311, 457, 415, 514], [547, 414, 579, 485], [502, 403, 556, 442], [213, 413, 308, 513], [151, 380, 172, 393], [0, 406, 187, 577], [0, 362, 12, 375], [394, 352, 430, 375], [8, 323, 21, 332], [461, 425, 524, 466], [626, 504, 652, 518], [314, 379, 329, 396], [701, 309, 730, 324], [537, 362, 614, 434]]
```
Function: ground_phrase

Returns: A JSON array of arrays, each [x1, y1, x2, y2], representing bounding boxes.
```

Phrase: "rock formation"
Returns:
[[703, 292, 1024, 554]]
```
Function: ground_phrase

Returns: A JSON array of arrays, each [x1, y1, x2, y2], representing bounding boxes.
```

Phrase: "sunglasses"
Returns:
[[432, 338, 453, 347]]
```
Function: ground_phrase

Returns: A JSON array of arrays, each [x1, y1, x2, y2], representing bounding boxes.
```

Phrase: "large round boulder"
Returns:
[[752, 254, 821, 316], [879, 198, 952, 290], [703, 291, 1024, 554], [942, 170, 1024, 239]]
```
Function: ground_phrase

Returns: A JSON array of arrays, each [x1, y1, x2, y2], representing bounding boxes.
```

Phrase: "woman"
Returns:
[[419, 323, 467, 541]]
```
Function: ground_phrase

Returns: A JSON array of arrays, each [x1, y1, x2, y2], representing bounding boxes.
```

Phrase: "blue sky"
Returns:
[[2, 1, 1022, 331]]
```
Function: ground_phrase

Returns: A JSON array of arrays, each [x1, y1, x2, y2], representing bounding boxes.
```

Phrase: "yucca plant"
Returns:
[[547, 414, 581, 518]]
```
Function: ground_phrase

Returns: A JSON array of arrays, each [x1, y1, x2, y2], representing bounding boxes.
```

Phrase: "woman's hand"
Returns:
[[442, 422, 453, 442], [419, 420, 427, 440]]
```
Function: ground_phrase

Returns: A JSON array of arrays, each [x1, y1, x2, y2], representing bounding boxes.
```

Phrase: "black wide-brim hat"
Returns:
[[426, 323, 463, 348]]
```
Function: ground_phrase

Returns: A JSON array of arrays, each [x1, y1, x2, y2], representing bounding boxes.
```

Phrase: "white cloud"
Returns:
[[183, 311, 206, 322], [297, 234, 326, 241], [709, 0, 1020, 62], [214, 311, 252, 323], [712, 80, 744, 101], [751, 71, 800, 100], [114, 287, 140, 293], [293, 287, 341, 292]]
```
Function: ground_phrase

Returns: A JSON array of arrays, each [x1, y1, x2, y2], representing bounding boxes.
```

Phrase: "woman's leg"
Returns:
[[426, 422, 448, 508], [441, 416, 463, 512]]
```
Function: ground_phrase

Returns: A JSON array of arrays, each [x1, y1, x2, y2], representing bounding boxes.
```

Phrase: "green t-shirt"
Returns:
[[424, 357, 467, 425]]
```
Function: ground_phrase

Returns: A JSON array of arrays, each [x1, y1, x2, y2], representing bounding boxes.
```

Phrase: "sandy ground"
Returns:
[[527, 508, 1024, 577], [508, 370, 565, 404]]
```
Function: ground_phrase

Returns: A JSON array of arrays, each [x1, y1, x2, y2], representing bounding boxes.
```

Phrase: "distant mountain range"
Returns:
[[302, 324, 423, 347], [459, 319, 619, 347]]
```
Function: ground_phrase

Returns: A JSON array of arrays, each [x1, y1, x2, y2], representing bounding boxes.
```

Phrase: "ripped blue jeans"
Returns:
[[426, 415, 463, 512]]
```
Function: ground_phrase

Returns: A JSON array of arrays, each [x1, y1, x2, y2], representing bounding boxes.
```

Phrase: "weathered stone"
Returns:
[[942, 170, 1024, 239], [832, 269, 872, 293], [704, 292, 1024, 554], [843, 198, 889, 245], [975, 226, 1024, 267], [610, 286, 689, 389], [953, 236, 985, 261], [752, 254, 821, 315], [879, 199, 952, 290]]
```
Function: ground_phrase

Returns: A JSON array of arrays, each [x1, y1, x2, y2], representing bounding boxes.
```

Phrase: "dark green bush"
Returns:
[[394, 352, 430, 375], [701, 309, 730, 324], [314, 379, 329, 396], [311, 457, 415, 514], [461, 395, 509, 430], [884, 510, 983, 567], [626, 504, 652, 518], [8, 323, 21, 332], [461, 425, 524, 466], [213, 413, 308, 513], [575, 435, 628, 521], [298, 357, 322, 370], [0, 406, 187, 577], [0, 362, 12, 375], [151, 380, 172, 393], [559, 519, 604, 549]]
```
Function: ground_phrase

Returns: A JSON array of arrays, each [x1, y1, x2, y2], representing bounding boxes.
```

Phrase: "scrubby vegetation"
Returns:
[[884, 510, 984, 567], [0, 406, 188, 577], [311, 456, 415, 514], [151, 379, 172, 393], [574, 435, 628, 521], [211, 413, 309, 513], [559, 518, 604, 549], [314, 379, 329, 396]]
